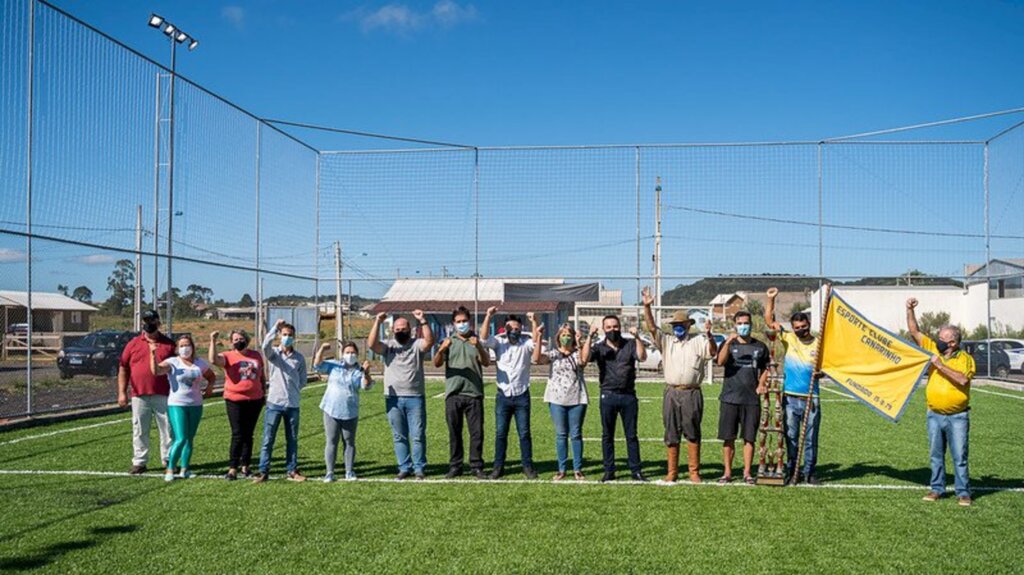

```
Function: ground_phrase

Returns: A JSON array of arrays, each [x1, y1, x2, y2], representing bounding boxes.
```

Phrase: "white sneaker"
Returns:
[[180, 470, 194, 479], [323, 474, 335, 483], [345, 473, 358, 481], [163, 472, 175, 482]]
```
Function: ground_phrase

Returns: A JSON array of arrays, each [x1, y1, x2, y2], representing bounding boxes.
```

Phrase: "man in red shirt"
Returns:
[[118, 309, 176, 474]]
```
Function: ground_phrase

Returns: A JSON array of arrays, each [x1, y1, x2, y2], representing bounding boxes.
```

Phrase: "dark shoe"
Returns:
[[225, 469, 238, 481], [488, 466, 504, 480], [804, 474, 822, 486], [414, 472, 426, 481], [471, 468, 487, 480], [785, 475, 799, 487], [396, 471, 412, 481], [600, 471, 616, 483], [631, 471, 649, 483], [444, 467, 463, 479], [252, 473, 268, 484], [129, 465, 147, 475], [523, 466, 539, 480], [240, 466, 253, 478]]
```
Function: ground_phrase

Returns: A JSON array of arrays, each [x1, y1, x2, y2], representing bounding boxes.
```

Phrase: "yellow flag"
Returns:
[[820, 291, 933, 422]]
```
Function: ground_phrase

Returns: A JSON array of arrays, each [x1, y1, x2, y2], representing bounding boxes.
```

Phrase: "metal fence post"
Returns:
[[25, 0, 36, 416], [984, 143, 992, 376]]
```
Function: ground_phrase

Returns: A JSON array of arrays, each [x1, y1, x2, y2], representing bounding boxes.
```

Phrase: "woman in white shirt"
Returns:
[[532, 323, 593, 481], [314, 341, 374, 482], [149, 335, 216, 482]]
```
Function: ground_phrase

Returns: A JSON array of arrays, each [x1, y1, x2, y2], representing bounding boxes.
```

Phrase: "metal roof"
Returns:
[[380, 278, 565, 302], [0, 291, 99, 312]]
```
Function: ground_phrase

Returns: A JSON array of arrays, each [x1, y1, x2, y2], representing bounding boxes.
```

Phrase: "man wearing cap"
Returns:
[[642, 287, 718, 483], [118, 309, 176, 474]]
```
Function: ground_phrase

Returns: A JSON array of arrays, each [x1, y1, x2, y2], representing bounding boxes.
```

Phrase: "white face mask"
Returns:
[[342, 352, 358, 366], [178, 345, 193, 358]]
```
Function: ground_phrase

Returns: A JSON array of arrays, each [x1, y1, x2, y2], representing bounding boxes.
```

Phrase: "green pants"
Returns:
[[168, 405, 203, 470]]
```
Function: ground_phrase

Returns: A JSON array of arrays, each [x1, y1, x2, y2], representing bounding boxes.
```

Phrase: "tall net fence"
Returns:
[[1, 0, 1022, 418]]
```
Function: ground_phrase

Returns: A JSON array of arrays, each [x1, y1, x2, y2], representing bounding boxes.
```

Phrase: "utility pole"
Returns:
[[134, 205, 143, 332], [654, 177, 663, 308], [335, 241, 344, 344]]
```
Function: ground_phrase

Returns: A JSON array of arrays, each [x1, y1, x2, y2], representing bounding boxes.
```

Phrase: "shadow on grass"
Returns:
[[0, 524, 139, 570]]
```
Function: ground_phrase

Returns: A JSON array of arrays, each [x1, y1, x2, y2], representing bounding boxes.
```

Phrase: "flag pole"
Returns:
[[795, 283, 832, 483]]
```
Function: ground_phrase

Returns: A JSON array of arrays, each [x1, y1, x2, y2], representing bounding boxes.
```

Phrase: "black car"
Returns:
[[58, 330, 134, 379], [961, 340, 1011, 379]]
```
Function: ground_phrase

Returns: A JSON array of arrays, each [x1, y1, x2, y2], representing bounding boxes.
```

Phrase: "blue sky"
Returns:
[[1, 0, 1023, 306]]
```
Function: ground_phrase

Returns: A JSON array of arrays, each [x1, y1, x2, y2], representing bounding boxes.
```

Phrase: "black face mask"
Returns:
[[142, 322, 159, 334], [935, 339, 950, 355], [395, 331, 411, 345], [606, 329, 622, 343], [233, 340, 247, 351], [506, 328, 521, 343], [794, 328, 811, 339]]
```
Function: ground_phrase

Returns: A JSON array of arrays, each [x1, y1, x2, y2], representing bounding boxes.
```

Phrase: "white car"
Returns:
[[989, 339, 1024, 372]]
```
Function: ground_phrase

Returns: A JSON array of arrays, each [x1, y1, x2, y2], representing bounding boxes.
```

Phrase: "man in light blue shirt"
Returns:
[[255, 319, 308, 483]]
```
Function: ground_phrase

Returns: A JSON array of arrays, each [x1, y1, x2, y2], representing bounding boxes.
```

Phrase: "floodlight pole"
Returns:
[[335, 241, 344, 345], [165, 38, 176, 332], [654, 177, 663, 308]]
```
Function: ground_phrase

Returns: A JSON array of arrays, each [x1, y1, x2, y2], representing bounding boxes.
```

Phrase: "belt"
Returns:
[[666, 384, 701, 390]]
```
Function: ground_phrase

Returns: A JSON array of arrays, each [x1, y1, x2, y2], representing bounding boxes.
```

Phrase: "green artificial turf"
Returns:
[[1, 380, 1022, 574]]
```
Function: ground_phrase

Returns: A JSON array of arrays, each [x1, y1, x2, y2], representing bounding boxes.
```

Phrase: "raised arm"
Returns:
[[580, 324, 599, 365], [765, 287, 782, 331], [432, 338, 451, 368], [148, 341, 171, 376], [717, 334, 737, 366], [208, 331, 226, 368], [905, 298, 923, 345], [630, 326, 647, 362], [532, 322, 548, 365], [313, 342, 330, 368], [641, 286, 663, 352], [704, 320, 718, 357], [368, 312, 386, 355], [360, 360, 374, 389], [262, 319, 283, 359], [470, 335, 490, 367], [413, 309, 435, 351], [480, 306, 497, 341]]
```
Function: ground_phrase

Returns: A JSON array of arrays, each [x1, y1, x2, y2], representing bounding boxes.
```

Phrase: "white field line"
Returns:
[[818, 385, 855, 398], [0, 383, 327, 447], [972, 388, 1024, 401], [0, 468, 1020, 493], [582, 437, 723, 443]]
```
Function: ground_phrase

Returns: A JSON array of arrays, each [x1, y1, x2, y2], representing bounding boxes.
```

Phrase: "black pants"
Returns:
[[445, 395, 485, 471], [226, 398, 264, 469], [600, 391, 641, 474]]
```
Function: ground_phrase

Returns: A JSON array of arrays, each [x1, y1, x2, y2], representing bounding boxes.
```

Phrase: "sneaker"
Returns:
[[252, 473, 269, 484], [523, 466, 539, 480], [922, 491, 942, 502], [240, 466, 253, 478], [180, 469, 194, 480], [958, 496, 973, 507], [444, 467, 463, 479], [488, 466, 504, 480], [323, 474, 335, 483], [396, 471, 412, 481], [600, 471, 616, 483], [785, 474, 799, 487], [129, 465, 147, 475], [552, 471, 567, 481], [574, 471, 586, 482], [631, 471, 649, 483], [287, 471, 307, 483], [225, 469, 238, 481], [804, 475, 821, 486], [345, 473, 358, 481], [414, 472, 427, 481], [471, 468, 487, 480], [163, 472, 175, 482]]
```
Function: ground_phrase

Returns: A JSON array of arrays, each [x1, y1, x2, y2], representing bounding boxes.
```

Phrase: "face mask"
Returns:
[[672, 325, 688, 338], [233, 340, 247, 351], [178, 346, 193, 358], [606, 329, 621, 342], [342, 352, 358, 366], [736, 324, 752, 337], [506, 328, 521, 342], [281, 335, 295, 348], [935, 339, 950, 355], [143, 322, 159, 334], [455, 322, 470, 335], [794, 328, 811, 339], [559, 335, 573, 347], [395, 331, 411, 345]]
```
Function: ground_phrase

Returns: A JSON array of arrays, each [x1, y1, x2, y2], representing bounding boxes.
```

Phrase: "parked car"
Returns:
[[988, 339, 1024, 372], [57, 330, 133, 379], [960, 340, 1011, 379], [6, 323, 29, 335]]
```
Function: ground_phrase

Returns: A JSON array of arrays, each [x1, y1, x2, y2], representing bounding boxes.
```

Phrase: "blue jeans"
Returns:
[[386, 395, 427, 474], [259, 404, 300, 474], [927, 409, 970, 497], [549, 403, 587, 473], [783, 395, 821, 477], [494, 391, 533, 468]]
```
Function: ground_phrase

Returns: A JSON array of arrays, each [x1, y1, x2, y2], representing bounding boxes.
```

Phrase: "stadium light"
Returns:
[[148, 14, 164, 28], [163, 23, 175, 36], [188, 39, 199, 51], [175, 31, 188, 43]]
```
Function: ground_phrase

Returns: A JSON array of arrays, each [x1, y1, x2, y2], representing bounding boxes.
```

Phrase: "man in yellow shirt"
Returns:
[[905, 298, 976, 506]]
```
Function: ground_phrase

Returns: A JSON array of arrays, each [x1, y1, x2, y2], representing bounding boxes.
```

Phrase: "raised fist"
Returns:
[[641, 286, 654, 306], [274, 318, 287, 330], [469, 336, 479, 347], [766, 287, 779, 298], [376, 312, 387, 322], [412, 309, 425, 322], [628, 326, 638, 337], [906, 298, 918, 310], [486, 306, 497, 316], [210, 331, 220, 339]]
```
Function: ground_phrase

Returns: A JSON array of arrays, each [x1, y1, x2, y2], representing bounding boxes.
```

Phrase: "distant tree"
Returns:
[[746, 298, 764, 318], [238, 293, 255, 307], [71, 285, 93, 303], [101, 259, 135, 316], [57, 284, 69, 296], [186, 284, 214, 305]]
